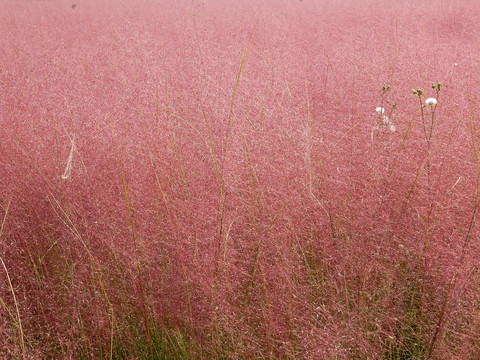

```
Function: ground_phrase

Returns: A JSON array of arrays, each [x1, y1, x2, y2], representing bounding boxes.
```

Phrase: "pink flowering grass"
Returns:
[[1, 0, 480, 358]]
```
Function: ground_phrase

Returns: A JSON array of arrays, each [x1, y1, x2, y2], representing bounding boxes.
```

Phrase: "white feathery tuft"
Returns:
[[61, 137, 76, 180]]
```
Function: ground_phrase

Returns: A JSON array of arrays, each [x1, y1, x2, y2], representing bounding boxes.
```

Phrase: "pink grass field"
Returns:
[[1, 0, 480, 358]]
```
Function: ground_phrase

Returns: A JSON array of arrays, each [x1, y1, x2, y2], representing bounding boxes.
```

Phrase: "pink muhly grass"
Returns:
[[2, 0, 480, 359]]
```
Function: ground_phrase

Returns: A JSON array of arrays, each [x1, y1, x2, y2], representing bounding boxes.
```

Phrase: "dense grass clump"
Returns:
[[2, 0, 480, 358]]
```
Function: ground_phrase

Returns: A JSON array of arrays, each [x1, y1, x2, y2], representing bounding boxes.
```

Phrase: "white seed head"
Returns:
[[425, 98, 437, 106], [372, 115, 396, 139], [375, 107, 385, 114]]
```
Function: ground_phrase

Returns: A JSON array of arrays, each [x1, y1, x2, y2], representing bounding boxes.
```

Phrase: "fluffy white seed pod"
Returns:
[[371, 115, 396, 140], [425, 98, 437, 106], [376, 107, 385, 114]]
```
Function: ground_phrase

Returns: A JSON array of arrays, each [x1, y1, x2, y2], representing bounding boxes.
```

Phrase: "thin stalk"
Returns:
[[0, 198, 26, 360], [426, 274, 455, 359], [110, 123, 152, 360], [48, 195, 115, 360], [243, 202, 286, 308], [460, 96, 479, 262], [388, 16, 398, 84], [217, 36, 250, 269]]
